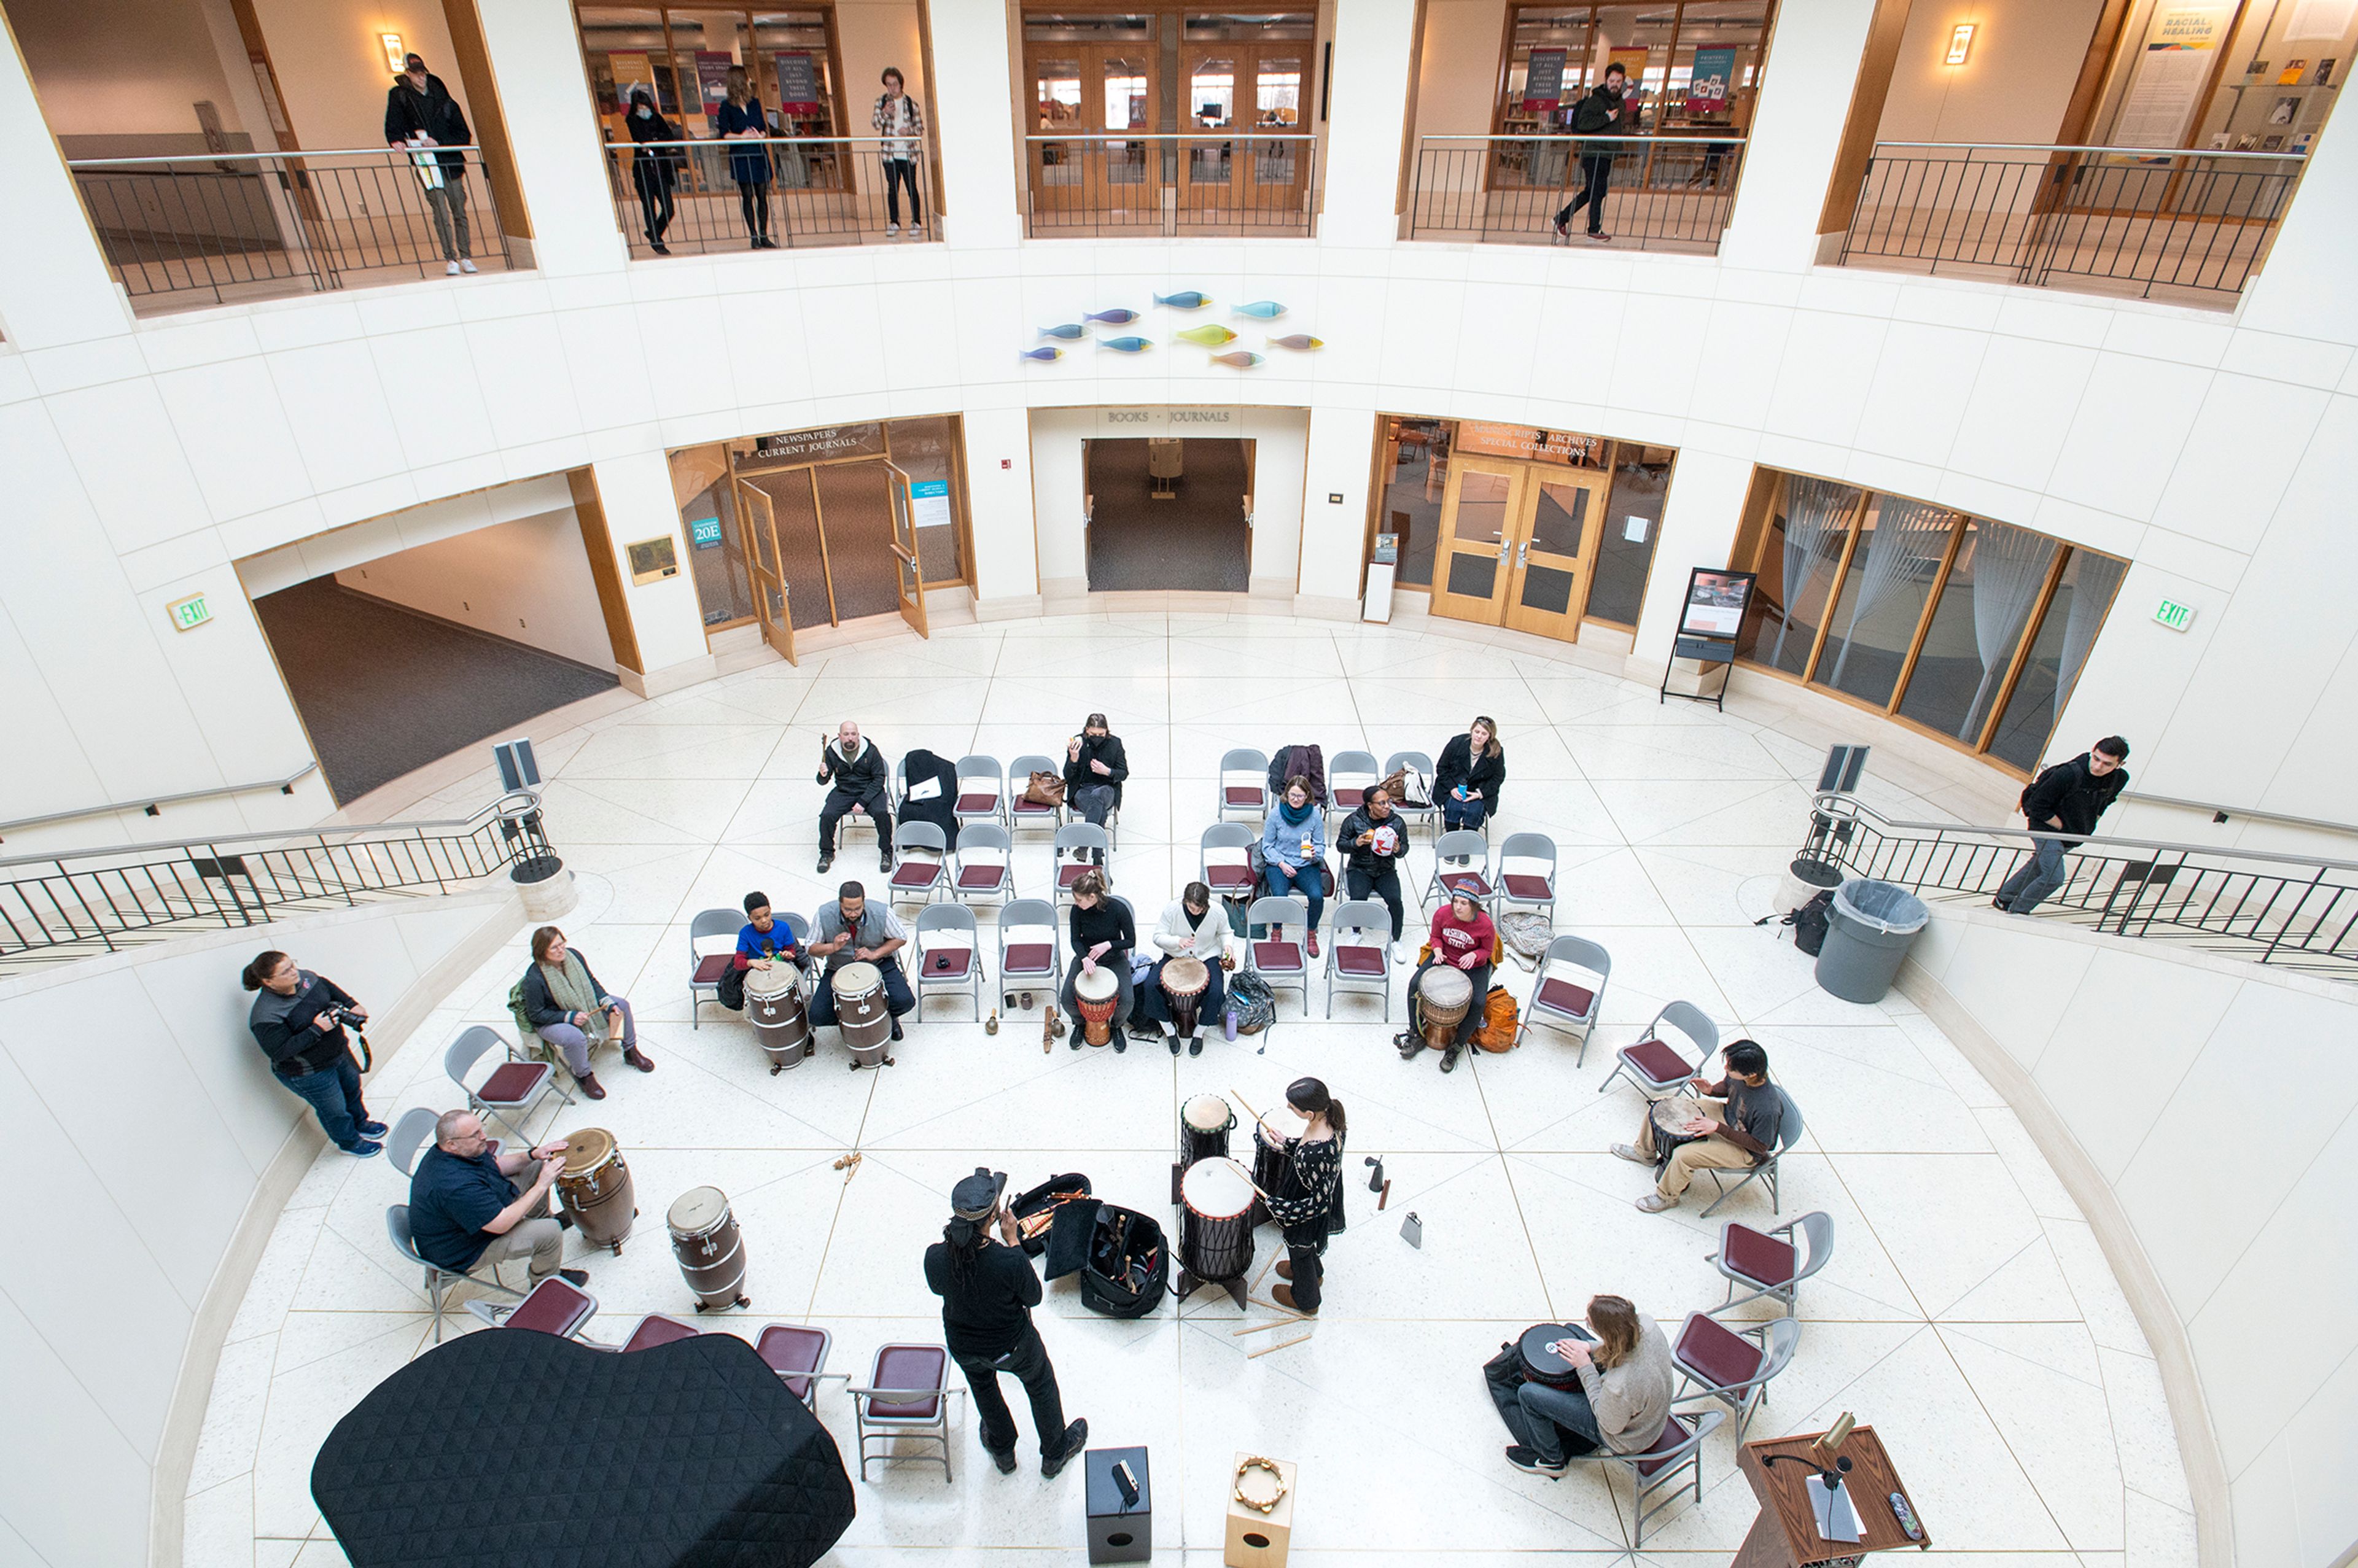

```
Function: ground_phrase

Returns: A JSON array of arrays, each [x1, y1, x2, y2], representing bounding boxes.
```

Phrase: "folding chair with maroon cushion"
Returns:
[[1246, 894, 1312, 1019], [1326, 750, 1380, 834], [852, 1343, 957, 1483], [1672, 1312, 1799, 1439], [755, 1321, 833, 1408], [1517, 934, 1609, 1062], [446, 1025, 569, 1142], [1697, 1087, 1802, 1217], [1051, 823, 1108, 906], [955, 755, 1006, 829], [1008, 753, 1061, 836], [1708, 1211, 1834, 1319], [1218, 747, 1270, 823], [1383, 750, 1439, 842], [888, 821, 947, 905], [951, 822, 1015, 907], [1324, 898, 1392, 1019], [1199, 822, 1257, 900], [1596, 1001, 1720, 1101], [1425, 829, 1494, 910], [1562, 1407, 1724, 1548], [997, 898, 1062, 1007], [687, 908, 741, 1030], [1495, 832, 1558, 922], [620, 1314, 702, 1352], [914, 902, 984, 1020], [467, 1273, 598, 1338]]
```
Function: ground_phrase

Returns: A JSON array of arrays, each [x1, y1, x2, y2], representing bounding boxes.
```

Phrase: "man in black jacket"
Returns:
[[384, 53, 477, 274], [924, 1169, 1088, 1477], [1996, 736, 2130, 915], [1338, 785, 1414, 952], [1062, 712, 1127, 842], [1552, 63, 1627, 242], [817, 720, 893, 874]]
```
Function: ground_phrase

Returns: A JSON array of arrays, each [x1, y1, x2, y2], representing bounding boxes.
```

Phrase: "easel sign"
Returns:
[[1659, 567, 1756, 712]]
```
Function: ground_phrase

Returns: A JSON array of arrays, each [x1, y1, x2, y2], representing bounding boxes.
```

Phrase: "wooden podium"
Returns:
[[1733, 1427, 1929, 1568]]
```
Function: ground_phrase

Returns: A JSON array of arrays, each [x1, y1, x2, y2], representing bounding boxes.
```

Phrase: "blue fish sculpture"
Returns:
[[1040, 323, 1088, 339], [1098, 336, 1153, 353], [1154, 291, 1210, 309], [1021, 346, 1063, 362], [1234, 300, 1286, 318], [1084, 309, 1138, 324]]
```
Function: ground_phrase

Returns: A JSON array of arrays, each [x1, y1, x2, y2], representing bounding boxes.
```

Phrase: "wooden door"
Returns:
[[885, 460, 929, 638], [1178, 46, 1240, 214], [1246, 47, 1310, 215], [1503, 468, 1609, 640], [734, 476, 796, 664], [1027, 45, 1158, 222], [1430, 457, 1524, 624], [1094, 49, 1158, 223]]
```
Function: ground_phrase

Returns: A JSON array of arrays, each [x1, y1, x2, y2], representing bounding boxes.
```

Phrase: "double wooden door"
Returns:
[[1027, 45, 1159, 219], [1430, 456, 1611, 640], [733, 457, 927, 666], [1176, 44, 1311, 214]]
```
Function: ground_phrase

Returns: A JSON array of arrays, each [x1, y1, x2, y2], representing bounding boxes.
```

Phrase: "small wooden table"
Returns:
[[1733, 1426, 1929, 1568]]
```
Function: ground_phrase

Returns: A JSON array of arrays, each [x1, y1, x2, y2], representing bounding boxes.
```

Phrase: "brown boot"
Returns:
[[1272, 1283, 1316, 1316], [578, 1072, 607, 1101], [1275, 1259, 1294, 1281], [622, 1047, 655, 1073]]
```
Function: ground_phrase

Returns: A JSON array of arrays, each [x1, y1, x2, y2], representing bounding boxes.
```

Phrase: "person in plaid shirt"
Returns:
[[872, 68, 927, 237]]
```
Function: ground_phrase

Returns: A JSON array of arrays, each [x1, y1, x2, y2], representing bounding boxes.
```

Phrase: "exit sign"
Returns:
[[167, 592, 212, 632], [2153, 597, 2195, 633]]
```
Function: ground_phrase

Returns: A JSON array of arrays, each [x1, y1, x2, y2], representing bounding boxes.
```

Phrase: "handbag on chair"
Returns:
[[1024, 770, 1067, 807]]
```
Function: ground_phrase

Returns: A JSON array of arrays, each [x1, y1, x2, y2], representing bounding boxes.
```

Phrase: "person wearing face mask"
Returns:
[[1061, 712, 1127, 841], [871, 67, 927, 238], [623, 86, 682, 255], [383, 53, 477, 276]]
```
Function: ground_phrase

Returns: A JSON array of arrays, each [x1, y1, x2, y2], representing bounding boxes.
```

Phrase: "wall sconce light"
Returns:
[[380, 33, 407, 74], [1945, 23, 1976, 66]]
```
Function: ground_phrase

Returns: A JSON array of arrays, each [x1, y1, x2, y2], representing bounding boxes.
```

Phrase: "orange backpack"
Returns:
[[1475, 985, 1519, 1052]]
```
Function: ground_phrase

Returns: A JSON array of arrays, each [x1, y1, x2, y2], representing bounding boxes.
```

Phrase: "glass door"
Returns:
[[1099, 51, 1156, 222], [1029, 52, 1086, 206], [1248, 50, 1308, 213], [885, 460, 929, 638], [1503, 470, 1609, 638], [734, 475, 796, 663], [1179, 48, 1240, 214], [1430, 457, 1525, 624]]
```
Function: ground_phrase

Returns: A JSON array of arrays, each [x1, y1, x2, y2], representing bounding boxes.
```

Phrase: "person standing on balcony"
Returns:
[[624, 86, 682, 255], [1995, 737, 2130, 916], [1553, 62, 1627, 244], [384, 53, 477, 276], [717, 65, 777, 250], [873, 68, 927, 239]]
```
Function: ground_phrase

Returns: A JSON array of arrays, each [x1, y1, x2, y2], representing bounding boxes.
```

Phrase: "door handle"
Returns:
[[1495, 540, 1511, 562], [1517, 540, 1530, 567]]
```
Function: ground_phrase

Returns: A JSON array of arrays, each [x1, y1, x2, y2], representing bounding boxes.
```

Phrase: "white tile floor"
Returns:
[[198, 611, 2195, 1566]]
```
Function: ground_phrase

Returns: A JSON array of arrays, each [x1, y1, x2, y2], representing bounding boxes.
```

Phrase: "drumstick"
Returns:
[[1248, 1330, 1313, 1357]]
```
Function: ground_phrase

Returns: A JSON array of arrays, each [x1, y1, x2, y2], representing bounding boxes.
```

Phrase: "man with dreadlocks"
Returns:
[[923, 1168, 1090, 1477]]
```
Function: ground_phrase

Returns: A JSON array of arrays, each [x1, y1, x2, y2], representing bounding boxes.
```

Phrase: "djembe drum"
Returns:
[[1161, 957, 1210, 1037], [1074, 964, 1120, 1046], [1416, 964, 1474, 1051], [1180, 1093, 1235, 1167], [554, 1127, 637, 1255], [1648, 1095, 1710, 1170], [744, 961, 810, 1073], [1178, 1157, 1258, 1287]]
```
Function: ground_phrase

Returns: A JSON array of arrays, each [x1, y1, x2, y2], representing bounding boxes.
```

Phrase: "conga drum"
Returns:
[[1074, 964, 1119, 1046], [554, 1127, 637, 1255], [830, 961, 893, 1068], [666, 1185, 749, 1312], [1161, 957, 1210, 1037], [1180, 1092, 1235, 1167], [1417, 964, 1474, 1050], [1179, 1157, 1258, 1286], [745, 961, 811, 1073], [1648, 1095, 1709, 1170]]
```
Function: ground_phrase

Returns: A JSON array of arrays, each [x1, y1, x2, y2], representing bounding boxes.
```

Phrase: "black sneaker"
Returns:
[[555, 1211, 577, 1232], [1441, 1044, 1463, 1073], [558, 1268, 590, 1288], [1188, 1037, 1203, 1057], [817, 853, 834, 874], [880, 850, 895, 872], [1395, 1031, 1423, 1061], [991, 1448, 1018, 1475], [1169, 1036, 1181, 1056], [356, 1119, 389, 1138], [890, 1018, 904, 1042], [1042, 1419, 1088, 1478], [1113, 1037, 1126, 1054], [1505, 1445, 1565, 1478], [345, 1139, 384, 1159]]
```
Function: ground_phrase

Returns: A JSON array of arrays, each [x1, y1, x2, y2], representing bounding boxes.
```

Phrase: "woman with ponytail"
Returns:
[[924, 1168, 1089, 1477], [1255, 1076, 1348, 1315], [242, 950, 386, 1158]]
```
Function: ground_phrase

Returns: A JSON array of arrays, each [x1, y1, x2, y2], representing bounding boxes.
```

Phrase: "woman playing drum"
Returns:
[[1400, 892, 1496, 1073], [1253, 1077, 1348, 1316], [1138, 882, 1229, 1055], [1060, 871, 1137, 1050]]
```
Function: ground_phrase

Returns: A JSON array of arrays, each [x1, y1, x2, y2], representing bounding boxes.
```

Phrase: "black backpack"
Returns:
[[1788, 890, 1834, 957]]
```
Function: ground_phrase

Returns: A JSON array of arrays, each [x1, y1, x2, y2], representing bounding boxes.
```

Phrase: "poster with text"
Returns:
[[1522, 48, 1566, 112], [1678, 568, 1755, 638], [774, 52, 822, 113], [607, 52, 655, 115], [2112, 7, 2227, 154], [909, 479, 953, 532], [695, 51, 734, 120], [1687, 47, 1736, 114]]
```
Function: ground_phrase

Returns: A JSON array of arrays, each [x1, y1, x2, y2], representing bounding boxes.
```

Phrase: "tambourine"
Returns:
[[1232, 1454, 1288, 1515]]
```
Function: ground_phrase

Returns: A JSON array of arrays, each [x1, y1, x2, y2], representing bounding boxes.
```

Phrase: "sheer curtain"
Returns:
[[1824, 498, 1953, 689], [1961, 521, 2058, 740], [1766, 476, 1860, 668], [2050, 550, 2127, 735]]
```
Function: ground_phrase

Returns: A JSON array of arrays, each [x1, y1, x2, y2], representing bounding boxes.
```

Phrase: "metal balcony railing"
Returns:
[[0, 792, 553, 967], [64, 146, 516, 312], [1022, 133, 1318, 238], [1838, 142, 2305, 301], [603, 135, 936, 255], [1406, 133, 1745, 250], [1801, 793, 2358, 980]]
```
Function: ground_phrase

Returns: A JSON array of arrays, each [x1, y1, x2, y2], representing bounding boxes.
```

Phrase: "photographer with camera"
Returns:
[[243, 950, 387, 1158], [924, 1169, 1088, 1478]]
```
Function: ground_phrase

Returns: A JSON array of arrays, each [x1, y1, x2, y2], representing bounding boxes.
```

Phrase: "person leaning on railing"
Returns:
[[243, 950, 387, 1159], [384, 52, 477, 275], [623, 86, 683, 255]]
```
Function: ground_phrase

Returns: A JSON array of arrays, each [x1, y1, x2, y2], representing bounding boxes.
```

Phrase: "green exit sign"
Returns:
[[167, 592, 212, 632], [2153, 597, 2195, 633]]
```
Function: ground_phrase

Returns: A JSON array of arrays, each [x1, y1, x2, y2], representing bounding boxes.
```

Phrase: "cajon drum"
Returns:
[[1224, 1451, 1296, 1567]]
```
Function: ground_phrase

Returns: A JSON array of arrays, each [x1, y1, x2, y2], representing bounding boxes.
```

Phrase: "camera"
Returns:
[[325, 1006, 367, 1030]]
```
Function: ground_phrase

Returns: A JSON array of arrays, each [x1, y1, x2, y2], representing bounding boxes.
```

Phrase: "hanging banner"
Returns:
[[1687, 46, 1737, 114], [1522, 48, 1567, 112], [2112, 7, 2228, 154], [773, 51, 823, 113], [695, 51, 734, 118], [607, 51, 655, 114]]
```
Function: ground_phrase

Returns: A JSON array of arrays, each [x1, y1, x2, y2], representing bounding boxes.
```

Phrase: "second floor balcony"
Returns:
[[1406, 131, 1743, 251]]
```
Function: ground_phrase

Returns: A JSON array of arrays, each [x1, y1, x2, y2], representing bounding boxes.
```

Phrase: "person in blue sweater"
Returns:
[[1261, 775, 1329, 954]]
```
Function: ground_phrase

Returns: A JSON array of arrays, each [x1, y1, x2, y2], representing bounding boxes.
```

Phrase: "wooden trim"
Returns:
[[1817, 0, 1913, 236], [442, 0, 537, 240], [1975, 544, 2069, 755], [916, 0, 948, 215], [1884, 513, 1968, 711], [1395, 0, 1430, 221], [2055, 0, 2135, 145], [567, 468, 645, 675]]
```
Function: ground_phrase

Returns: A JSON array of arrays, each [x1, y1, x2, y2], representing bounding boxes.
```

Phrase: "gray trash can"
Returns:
[[1814, 878, 1929, 1003]]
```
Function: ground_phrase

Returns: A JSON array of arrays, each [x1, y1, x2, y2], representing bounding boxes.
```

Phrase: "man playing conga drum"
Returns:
[[806, 881, 915, 1042], [408, 1110, 586, 1289], [1614, 1039, 1781, 1214]]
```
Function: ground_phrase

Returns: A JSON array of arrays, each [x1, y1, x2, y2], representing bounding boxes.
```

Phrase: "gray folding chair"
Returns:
[[997, 898, 1062, 1007], [1671, 1313, 1800, 1440], [954, 755, 1006, 829], [1218, 747, 1270, 822], [1326, 749, 1380, 833], [687, 907, 741, 1028], [387, 1204, 522, 1342], [465, 1272, 599, 1338], [1425, 829, 1494, 910], [1563, 1407, 1724, 1548], [1246, 894, 1312, 1020], [914, 902, 985, 1020], [951, 821, 1015, 907], [1495, 832, 1558, 922], [1698, 1087, 1802, 1217], [1199, 821, 1258, 903], [1517, 934, 1609, 1062], [1707, 1211, 1835, 1318], [387, 1106, 442, 1178], [1051, 823, 1110, 905], [780, 912, 818, 1004], [852, 1342, 960, 1483], [1597, 1001, 1720, 1100], [887, 821, 947, 906], [446, 1025, 569, 1140], [1384, 750, 1439, 841], [755, 1322, 835, 1410], [1325, 898, 1392, 1019], [1008, 753, 1061, 837]]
